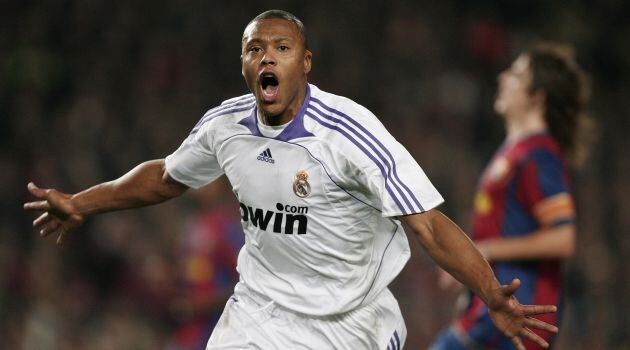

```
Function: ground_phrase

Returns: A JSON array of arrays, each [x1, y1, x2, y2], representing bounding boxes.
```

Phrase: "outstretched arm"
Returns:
[[436, 224, 575, 293], [476, 224, 575, 262], [401, 209, 558, 350], [24, 159, 189, 244]]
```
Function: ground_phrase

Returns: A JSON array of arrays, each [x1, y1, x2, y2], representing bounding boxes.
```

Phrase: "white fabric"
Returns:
[[206, 282, 406, 350], [257, 114, 290, 138], [165, 84, 444, 316]]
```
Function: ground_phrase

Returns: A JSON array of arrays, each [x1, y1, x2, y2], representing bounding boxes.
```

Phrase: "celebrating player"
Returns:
[[431, 43, 591, 350], [24, 10, 558, 350]]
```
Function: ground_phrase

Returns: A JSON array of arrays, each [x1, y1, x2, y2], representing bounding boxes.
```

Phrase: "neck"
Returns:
[[259, 112, 291, 126], [505, 109, 547, 143], [259, 83, 308, 126]]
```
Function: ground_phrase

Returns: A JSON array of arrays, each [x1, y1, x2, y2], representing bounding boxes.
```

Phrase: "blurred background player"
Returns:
[[431, 43, 593, 350], [165, 177, 243, 350]]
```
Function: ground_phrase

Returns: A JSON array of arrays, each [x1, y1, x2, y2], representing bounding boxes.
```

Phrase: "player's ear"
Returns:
[[240, 41, 246, 65], [241, 53, 246, 79], [303, 49, 312, 74]]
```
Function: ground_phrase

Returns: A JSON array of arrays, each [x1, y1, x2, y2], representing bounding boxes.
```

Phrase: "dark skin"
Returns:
[[24, 160, 187, 244], [24, 17, 557, 350], [241, 18, 311, 126], [402, 212, 557, 349]]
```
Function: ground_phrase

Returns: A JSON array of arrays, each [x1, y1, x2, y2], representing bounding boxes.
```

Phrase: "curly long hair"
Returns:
[[527, 43, 594, 167]]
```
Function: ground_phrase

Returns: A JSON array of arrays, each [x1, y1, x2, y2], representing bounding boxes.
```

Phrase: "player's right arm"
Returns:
[[24, 159, 189, 245], [402, 210, 557, 350]]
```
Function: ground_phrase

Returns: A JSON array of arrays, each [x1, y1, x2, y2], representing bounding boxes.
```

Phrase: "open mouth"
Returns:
[[260, 73, 279, 102]]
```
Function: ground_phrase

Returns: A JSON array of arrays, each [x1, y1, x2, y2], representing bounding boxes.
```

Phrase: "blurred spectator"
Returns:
[[165, 177, 243, 350]]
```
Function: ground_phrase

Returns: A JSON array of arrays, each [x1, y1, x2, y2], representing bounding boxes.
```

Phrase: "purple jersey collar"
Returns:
[[238, 84, 314, 141]]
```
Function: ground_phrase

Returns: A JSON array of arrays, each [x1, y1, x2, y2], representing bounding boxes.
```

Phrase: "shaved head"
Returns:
[[243, 10, 308, 50]]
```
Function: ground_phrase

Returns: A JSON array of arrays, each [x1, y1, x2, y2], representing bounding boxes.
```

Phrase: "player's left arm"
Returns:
[[401, 210, 558, 350], [478, 149, 576, 262], [476, 221, 575, 262]]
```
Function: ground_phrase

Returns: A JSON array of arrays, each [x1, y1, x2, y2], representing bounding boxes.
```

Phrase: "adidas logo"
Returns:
[[257, 148, 275, 164]]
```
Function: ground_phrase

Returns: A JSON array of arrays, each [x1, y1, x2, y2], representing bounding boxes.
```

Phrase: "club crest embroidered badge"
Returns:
[[293, 170, 311, 198]]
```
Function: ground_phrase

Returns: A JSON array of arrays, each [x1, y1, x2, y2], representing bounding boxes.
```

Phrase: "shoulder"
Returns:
[[305, 84, 393, 147], [510, 134, 568, 179], [220, 93, 255, 106], [307, 84, 383, 127], [191, 93, 256, 135], [527, 133, 562, 154], [304, 84, 404, 168], [510, 134, 562, 163]]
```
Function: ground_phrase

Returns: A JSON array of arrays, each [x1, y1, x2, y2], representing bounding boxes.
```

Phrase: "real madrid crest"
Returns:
[[293, 170, 311, 198]]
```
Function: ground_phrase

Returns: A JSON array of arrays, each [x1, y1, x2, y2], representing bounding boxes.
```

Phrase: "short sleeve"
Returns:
[[165, 122, 224, 189], [517, 149, 575, 227], [358, 138, 444, 217], [330, 106, 443, 217]]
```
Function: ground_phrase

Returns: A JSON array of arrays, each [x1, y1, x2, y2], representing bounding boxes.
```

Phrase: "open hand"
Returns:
[[23, 182, 85, 245], [487, 278, 558, 349]]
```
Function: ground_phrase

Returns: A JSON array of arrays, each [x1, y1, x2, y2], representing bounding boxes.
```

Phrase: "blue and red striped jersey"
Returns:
[[455, 132, 575, 349]]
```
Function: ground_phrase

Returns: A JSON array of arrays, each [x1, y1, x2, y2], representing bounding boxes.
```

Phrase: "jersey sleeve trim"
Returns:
[[306, 97, 425, 215], [532, 193, 575, 227]]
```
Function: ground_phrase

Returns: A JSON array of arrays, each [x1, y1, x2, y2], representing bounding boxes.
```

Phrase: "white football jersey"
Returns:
[[165, 84, 444, 316]]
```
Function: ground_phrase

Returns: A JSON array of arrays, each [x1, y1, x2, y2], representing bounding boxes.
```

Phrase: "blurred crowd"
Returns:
[[2, 1, 629, 349]]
